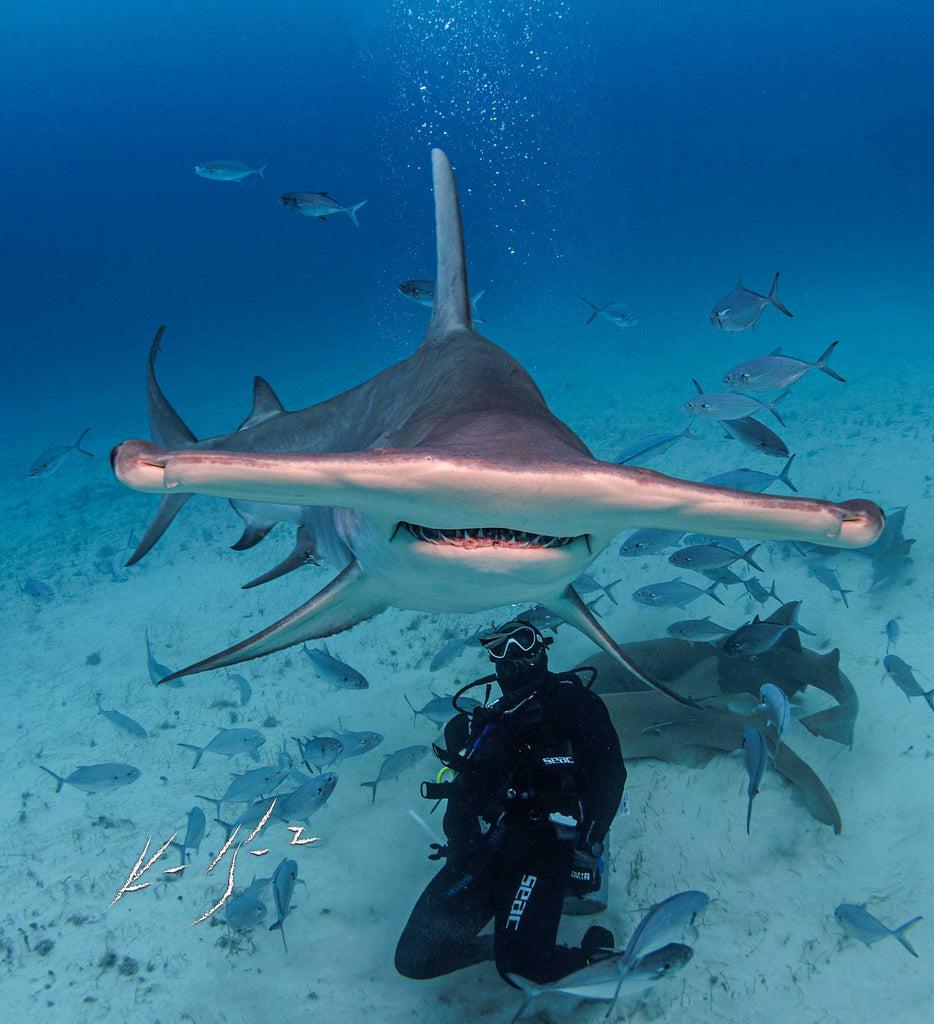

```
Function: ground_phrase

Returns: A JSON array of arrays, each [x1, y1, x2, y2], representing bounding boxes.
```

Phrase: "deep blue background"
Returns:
[[2, 0, 930, 442]]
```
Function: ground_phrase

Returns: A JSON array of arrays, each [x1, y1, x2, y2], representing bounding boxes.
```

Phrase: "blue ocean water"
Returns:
[[2, 2, 931, 1021]]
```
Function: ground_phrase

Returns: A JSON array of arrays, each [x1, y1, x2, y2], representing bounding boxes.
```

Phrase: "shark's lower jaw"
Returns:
[[397, 521, 582, 550]]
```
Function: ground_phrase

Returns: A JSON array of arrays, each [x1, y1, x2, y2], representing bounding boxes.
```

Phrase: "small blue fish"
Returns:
[[834, 903, 922, 957], [669, 542, 762, 572], [632, 578, 725, 609], [295, 735, 344, 771], [225, 875, 271, 933], [269, 858, 299, 952], [226, 670, 252, 706], [723, 341, 844, 391], [809, 562, 852, 608], [169, 806, 206, 865], [96, 698, 148, 738], [618, 529, 683, 557], [703, 455, 797, 494], [581, 297, 638, 330], [303, 643, 369, 689], [18, 576, 55, 603], [613, 425, 698, 466], [274, 772, 338, 823], [279, 191, 367, 225], [40, 763, 141, 794], [146, 629, 182, 687], [884, 619, 899, 654], [742, 725, 770, 834], [756, 683, 791, 757], [179, 728, 267, 768], [360, 745, 429, 803], [29, 427, 94, 476], [742, 577, 781, 607], [720, 415, 790, 459], [195, 160, 268, 185], [882, 655, 934, 712], [709, 272, 793, 333], [684, 380, 788, 426], [333, 727, 384, 759], [666, 617, 732, 643]]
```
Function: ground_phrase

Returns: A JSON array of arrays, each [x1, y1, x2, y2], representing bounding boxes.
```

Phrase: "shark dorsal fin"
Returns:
[[238, 377, 286, 430], [424, 149, 471, 342]]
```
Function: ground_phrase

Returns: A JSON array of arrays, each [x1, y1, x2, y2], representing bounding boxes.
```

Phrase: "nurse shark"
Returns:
[[111, 149, 883, 698]]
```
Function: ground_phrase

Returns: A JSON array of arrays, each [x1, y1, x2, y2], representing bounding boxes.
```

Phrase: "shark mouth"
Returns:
[[397, 521, 583, 550]]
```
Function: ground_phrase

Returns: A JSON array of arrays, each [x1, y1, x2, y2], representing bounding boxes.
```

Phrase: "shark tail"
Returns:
[[126, 326, 199, 566], [545, 586, 709, 710], [814, 339, 845, 382], [346, 200, 367, 227], [767, 272, 793, 318], [157, 560, 388, 682], [892, 916, 922, 958], [425, 149, 472, 339]]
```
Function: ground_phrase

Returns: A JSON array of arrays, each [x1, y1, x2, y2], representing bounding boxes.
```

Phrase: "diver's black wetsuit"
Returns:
[[395, 672, 626, 985]]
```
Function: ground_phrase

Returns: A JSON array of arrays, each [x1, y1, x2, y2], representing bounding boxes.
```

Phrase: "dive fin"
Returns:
[[158, 560, 388, 682]]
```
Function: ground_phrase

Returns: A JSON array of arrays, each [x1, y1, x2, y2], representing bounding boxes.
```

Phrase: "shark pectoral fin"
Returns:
[[158, 560, 387, 682], [126, 493, 194, 565], [544, 586, 708, 710]]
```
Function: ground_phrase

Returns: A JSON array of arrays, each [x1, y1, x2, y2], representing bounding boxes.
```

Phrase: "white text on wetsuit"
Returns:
[[506, 874, 537, 930]]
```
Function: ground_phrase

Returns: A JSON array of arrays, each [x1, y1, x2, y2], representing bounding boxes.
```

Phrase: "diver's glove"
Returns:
[[428, 842, 448, 861], [567, 847, 602, 897]]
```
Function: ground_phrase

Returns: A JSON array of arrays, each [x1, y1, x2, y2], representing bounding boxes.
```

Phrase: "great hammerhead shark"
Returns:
[[111, 149, 883, 697]]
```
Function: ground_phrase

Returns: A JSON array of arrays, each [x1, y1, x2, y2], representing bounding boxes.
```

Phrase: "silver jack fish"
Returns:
[[279, 191, 367, 225], [195, 160, 268, 186], [710, 272, 793, 332]]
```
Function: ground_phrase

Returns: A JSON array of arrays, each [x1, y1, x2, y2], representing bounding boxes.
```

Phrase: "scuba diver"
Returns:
[[395, 619, 626, 985]]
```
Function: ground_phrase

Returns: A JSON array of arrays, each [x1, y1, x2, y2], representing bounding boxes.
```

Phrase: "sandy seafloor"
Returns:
[[1, 290, 931, 1024]]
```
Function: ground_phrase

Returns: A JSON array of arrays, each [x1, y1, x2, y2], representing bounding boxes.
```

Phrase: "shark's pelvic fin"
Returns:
[[424, 148, 472, 341], [544, 586, 708, 710], [158, 560, 387, 682]]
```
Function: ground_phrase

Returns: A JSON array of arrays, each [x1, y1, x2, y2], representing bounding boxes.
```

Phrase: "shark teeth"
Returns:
[[398, 522, 577, 549]]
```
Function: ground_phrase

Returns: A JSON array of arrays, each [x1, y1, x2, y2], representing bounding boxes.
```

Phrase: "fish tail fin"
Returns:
[[195, 794, 223, 818], [360, 780, 379, 804], [74, 427, 94, 457], [346, 200, 367, 227], [778, 454, 797, 493], [269, 919, 288, 953], [257, 162, 269, 187], [404, 694, 419, 725], [923, 689, 934, 714], [892, 916, 922, 957], [40, 766, 64, 793], [604, 579, 622, 605], [502, 980, 539, 1024], [706, 581, 726, 607], [767, 391, 789, 428], [746, 795, 753, 834], [682, 421, 701, 441], [815, 339, 846, 382], [581, 297, 600, 324], [178, 743, 205, 769], [767, 272, 794, 318], [840, 588, 852, 608], [742, 544, 764, 572]]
